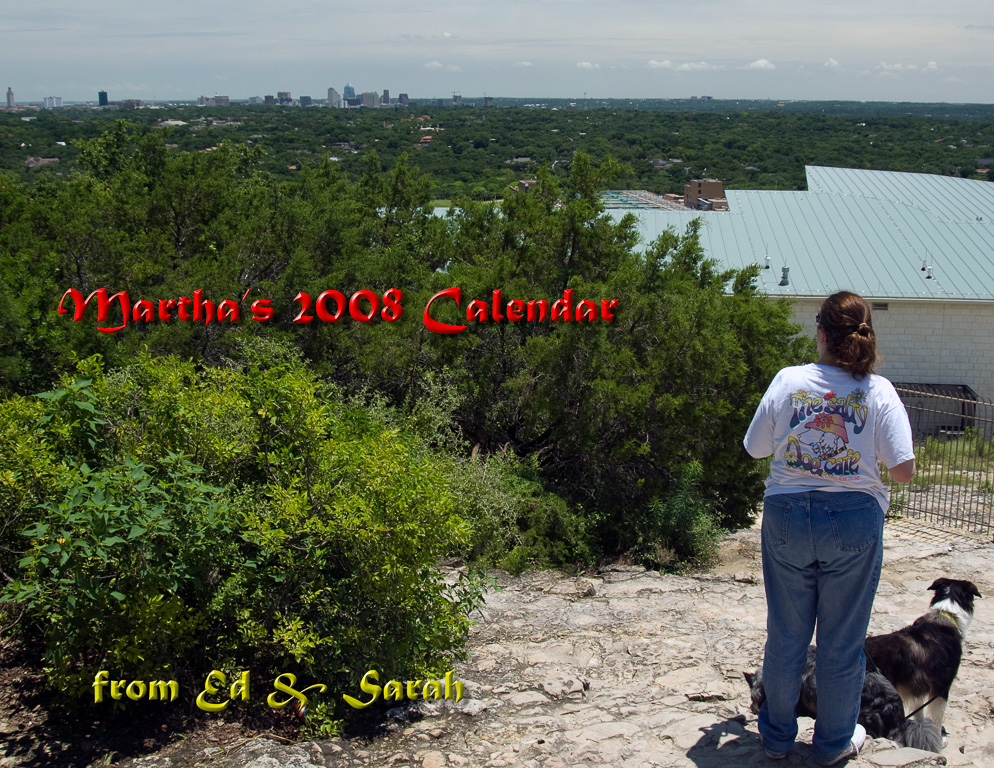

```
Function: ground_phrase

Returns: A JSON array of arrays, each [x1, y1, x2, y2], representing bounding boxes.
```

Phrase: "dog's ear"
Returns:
[[927, 578, 949, 593], [970, 583, 982, 599], [744, 671, 756, 687]]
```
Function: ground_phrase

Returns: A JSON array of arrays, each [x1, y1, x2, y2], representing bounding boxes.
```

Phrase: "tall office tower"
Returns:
[[484, 96, 494, 107], [299, 96, 312, 107], [265, 95, 275, 105], [277, 91, 292, 104], [398, 93, 409, 106], [360, 91, 378, 107], [5, 87, 12, 108], [327, 87, 341, 107], [382, 89, 389, 105], [98, 90, 108, 106], [43, 96, 59, 109], [343, 83, 356, 100]]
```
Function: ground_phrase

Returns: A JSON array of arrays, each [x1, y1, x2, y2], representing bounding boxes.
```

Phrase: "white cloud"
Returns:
[[647, 59, 673, 69], [442, 31, 452, 38], [823, 58, 840, 69], [877, 61, 938, 75], [879, 61, 917, 72], [744, 58, 775, 70], [515, 61, 533, 67], [576, 61, 600, 69], [424, 60, 443, 70], [676, 61, 724, 72]]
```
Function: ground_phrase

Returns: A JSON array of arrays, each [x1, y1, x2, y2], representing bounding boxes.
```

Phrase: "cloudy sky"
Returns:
[[4, 0, 993, 103]]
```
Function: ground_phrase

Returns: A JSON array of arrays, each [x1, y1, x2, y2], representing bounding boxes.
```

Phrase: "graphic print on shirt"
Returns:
[[783, 387, 868, 479]]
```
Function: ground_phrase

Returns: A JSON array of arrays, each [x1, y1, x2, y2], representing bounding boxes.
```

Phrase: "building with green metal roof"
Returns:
[[608, 166, 994, 399]]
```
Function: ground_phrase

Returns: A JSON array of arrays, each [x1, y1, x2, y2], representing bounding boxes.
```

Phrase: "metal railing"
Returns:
[[887, 385, 994, 538]]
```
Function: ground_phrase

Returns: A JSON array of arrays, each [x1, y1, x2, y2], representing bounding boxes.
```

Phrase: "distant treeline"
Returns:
[[3, 101, 993, 199]]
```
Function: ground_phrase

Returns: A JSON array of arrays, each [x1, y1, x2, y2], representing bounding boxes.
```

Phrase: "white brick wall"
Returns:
[[787, 298, 994, 400]]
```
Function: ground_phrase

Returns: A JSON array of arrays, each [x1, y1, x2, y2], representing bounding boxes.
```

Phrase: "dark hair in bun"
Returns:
[[817, 291, 878, 379]]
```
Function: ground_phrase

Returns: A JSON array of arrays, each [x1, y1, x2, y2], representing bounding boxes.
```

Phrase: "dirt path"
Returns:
[[142, 518, 994, 768]]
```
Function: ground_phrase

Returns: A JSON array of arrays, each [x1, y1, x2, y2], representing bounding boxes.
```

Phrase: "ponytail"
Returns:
[[817, 292, 878, 379]]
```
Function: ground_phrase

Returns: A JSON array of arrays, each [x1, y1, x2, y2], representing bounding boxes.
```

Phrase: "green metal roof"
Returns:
[[806, 165, 994, 224], [607, 166, 994, 300]]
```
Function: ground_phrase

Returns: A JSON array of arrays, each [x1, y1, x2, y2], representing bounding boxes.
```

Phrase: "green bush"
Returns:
[[444, 452, 593, 573], [1, 349, 486, 713], [7, 454, 229, 696], [0, 395, 77, 581], [634, 461, 723, 569]]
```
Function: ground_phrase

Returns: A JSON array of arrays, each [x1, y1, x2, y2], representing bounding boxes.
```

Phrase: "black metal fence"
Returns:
[[888, 385, 994, 538]]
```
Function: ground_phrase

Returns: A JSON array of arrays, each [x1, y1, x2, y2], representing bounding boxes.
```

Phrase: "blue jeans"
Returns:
[[758, 491, 884, 763]]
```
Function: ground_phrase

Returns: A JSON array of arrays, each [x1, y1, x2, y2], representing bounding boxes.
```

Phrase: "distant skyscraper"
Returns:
[[484, 96, 494, 107], [300, 96, 313, 107], [360, 92, 378, 108], [98, 90, 108, 106], [382, 89, 389, 105], [343, 83, 356, 100], [277, 91, 292, 104], [43, 96, 62, 109], [5, 87, 13, 109], [327, 87, 341, 107], [398, 93, 409, 106], [265, 95, 275, 105]]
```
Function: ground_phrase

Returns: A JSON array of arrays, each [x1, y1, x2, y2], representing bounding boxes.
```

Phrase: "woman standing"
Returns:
[[743, 291, 916, 765]]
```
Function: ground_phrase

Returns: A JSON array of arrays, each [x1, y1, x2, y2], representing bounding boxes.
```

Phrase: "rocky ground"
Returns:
[[4, 517, 993, 768]]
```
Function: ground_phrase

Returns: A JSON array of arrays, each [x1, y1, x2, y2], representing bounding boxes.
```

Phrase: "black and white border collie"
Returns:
[[863, 577, 981, 731], [744, 578, 981, 752]]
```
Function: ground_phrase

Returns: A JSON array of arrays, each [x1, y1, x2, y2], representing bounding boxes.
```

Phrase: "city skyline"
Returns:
[[3, 1, 994, 104]]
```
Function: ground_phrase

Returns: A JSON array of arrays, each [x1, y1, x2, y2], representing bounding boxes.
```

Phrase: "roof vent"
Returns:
[[926, 266, 934, 279], [765, 254, 771, 269], [779, 266, 790, 286]]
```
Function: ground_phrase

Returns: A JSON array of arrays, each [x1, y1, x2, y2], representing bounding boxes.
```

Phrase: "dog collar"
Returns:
[[937, 609, 958, 622]]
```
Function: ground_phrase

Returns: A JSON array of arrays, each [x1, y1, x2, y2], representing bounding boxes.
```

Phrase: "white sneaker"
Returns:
[[815, 723, 865, 766]]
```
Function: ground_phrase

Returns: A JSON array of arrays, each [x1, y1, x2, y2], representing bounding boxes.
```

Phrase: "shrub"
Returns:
[[6, 454, 230, 697], [634, 461, 723, 569], [444, 451, 593, 573], [0, 350, 486, 713]]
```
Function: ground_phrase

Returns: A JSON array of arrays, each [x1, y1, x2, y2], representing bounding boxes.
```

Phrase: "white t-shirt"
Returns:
[[743, 363, 915, 513]]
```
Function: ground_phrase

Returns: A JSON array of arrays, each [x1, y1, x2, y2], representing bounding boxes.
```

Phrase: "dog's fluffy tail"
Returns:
[[893, 719, 943, 753]]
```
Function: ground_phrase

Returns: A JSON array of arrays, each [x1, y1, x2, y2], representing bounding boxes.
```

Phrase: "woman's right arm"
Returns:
[[888, 458, 916, 484]]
